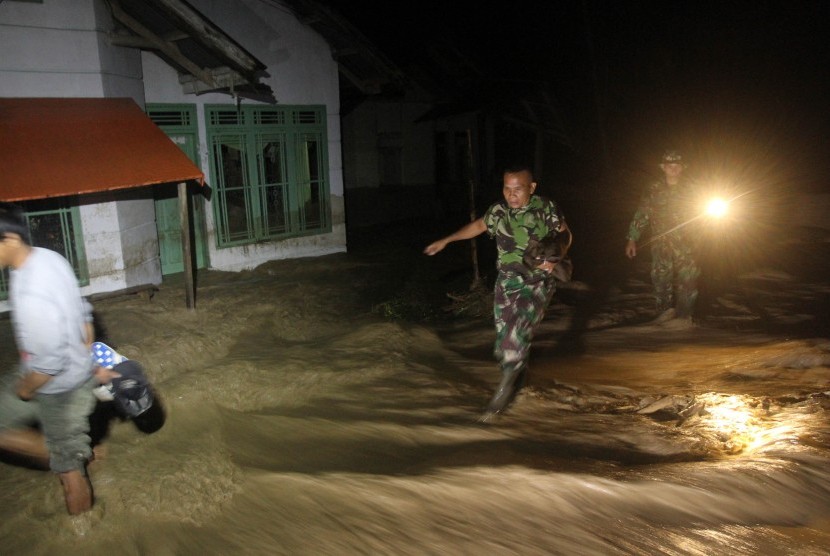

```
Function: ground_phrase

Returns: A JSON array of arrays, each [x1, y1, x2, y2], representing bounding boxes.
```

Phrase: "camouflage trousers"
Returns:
[[493, 272, 555, 377], [651, 239, 699, 317]]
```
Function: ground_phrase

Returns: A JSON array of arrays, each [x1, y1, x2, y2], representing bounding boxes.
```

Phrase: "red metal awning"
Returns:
[[0, 97, 204, 202]]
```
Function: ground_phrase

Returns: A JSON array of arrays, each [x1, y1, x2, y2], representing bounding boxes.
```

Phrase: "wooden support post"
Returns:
[[465, 129, 482, 289], [177, 181, 195, 309]]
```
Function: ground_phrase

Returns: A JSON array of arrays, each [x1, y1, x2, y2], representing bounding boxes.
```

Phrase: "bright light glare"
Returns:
[[698, 393, 796, 455], [705, 197, 729, 218]]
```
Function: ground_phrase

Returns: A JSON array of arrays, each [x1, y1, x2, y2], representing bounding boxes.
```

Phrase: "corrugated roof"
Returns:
[[0, 97, 204, 203], [107, 0, 275, 102], [278, 0, 409, 113]]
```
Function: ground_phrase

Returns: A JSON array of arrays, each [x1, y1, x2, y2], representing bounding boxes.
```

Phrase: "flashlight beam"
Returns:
[[705, 198, 729, 218], [640, 190, 753, 247]]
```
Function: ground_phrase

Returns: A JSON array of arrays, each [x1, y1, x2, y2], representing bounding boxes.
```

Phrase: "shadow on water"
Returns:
[[219, 408, 709, 477], [89, 392, 167, 446]]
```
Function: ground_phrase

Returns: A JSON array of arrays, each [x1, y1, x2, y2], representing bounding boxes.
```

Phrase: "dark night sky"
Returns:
[[325, 1, 830, 192]]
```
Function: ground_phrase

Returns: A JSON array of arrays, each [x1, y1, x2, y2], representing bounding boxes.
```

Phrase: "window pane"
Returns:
[[257, 135, 287, 237], [305, 139, 319, 181], [265, 186, 287, 235], [213, 137, 252, 243], [0, 206, 86, 300], [28, 212, 67, 258], [260, 139, 284, 184], [25, 207, 84, 280], [224, 188, 250, 240], [215, 138, 246, 189], [299, 135, 323, 230]]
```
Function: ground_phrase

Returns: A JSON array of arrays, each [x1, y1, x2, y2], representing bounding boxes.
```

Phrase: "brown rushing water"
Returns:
[[2, 229, 830, 555]]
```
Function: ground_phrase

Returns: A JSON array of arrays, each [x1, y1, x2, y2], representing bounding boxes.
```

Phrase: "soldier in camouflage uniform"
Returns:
[[625, 150, 700, 321], [424, 166, 570, 418]]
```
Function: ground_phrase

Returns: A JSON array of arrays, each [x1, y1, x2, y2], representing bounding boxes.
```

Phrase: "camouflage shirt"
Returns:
[[483, 195, 564, 275], [626, 178, 695, 244]]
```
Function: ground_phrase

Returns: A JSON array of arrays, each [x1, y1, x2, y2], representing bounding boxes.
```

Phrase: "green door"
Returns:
[[147, 104, 209, 275], [153, 132, 209, 274]]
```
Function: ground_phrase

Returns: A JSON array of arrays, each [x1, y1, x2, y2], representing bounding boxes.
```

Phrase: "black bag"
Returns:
[[522, 229, 573, 282]]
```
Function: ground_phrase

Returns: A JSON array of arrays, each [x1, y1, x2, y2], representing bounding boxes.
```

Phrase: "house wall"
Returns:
[[1, 0, 109, 97], [0, 0, 346, 297], [142, 0, 346, 271], [0, 0, 162, 302], [340, 96, 438, 227]]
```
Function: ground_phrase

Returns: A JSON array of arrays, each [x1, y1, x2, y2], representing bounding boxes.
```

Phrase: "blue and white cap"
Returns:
[[91, 342, 153, 416], [91, 342, 128, 369]]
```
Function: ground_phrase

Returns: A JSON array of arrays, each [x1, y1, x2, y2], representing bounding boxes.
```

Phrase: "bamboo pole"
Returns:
[[177, 181, 196, 309], [465, 129, 482, 289]]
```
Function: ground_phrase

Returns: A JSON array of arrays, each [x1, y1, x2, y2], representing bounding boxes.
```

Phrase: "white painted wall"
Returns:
[[77, 198, 125, 294], [116, 195, 163, 287], [0, 0, 102, 96], [0, 0, 144, 99], [142, 0, 346, 271]]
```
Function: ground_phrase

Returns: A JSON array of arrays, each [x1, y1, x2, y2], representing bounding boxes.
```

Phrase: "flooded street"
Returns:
[[2, 227, 830, 554]]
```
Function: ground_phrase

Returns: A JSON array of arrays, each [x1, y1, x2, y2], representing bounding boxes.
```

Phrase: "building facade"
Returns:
[[0, 0, 345, 309]]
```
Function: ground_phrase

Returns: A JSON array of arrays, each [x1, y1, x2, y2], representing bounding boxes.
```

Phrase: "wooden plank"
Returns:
[[87, 284, 159, 302]]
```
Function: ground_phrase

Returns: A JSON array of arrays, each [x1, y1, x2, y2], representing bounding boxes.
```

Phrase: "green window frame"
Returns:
[[206, 104, 330, 247], [0, 201, 88, 300], [145, 103, 196, 132]]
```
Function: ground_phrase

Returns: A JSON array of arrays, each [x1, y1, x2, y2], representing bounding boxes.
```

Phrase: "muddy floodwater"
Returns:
[[2, 226, 830, 555]]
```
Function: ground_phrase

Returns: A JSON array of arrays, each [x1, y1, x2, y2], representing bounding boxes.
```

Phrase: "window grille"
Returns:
[[206, 105, 330, 247], [0, 203, 87, 301]]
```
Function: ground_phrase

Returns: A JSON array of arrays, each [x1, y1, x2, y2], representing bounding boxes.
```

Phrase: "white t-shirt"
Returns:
[[9, 247, 93, 394]]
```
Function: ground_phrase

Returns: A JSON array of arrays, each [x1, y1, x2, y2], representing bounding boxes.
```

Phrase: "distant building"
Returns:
[[293, 4, 573, 227]]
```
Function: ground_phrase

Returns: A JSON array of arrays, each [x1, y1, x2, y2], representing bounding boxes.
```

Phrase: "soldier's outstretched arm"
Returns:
[[424, 218, 487, 256]]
